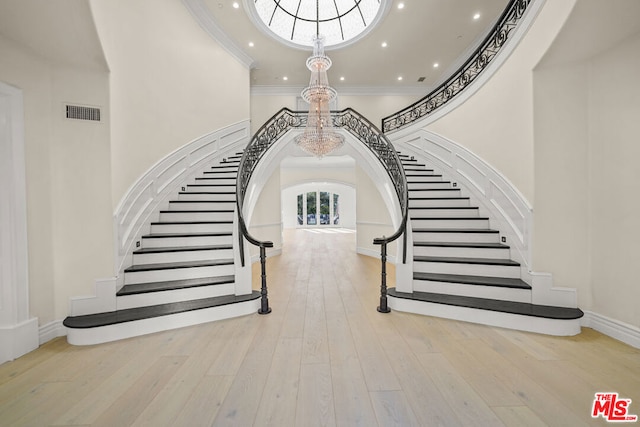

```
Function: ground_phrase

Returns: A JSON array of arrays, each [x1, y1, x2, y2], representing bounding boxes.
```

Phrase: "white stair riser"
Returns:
[[412, 279, 531, 303], [178, 193, 236, 202], [409, 198, 470, 208], [413, 260, 521, 278], [410, 218, 489, 229], [412, 245, 510, 259], [412, 231, 500, 243], [405, 175, 443, 182], [150, 222, 233, 234], [133, 248, 234, 265], [142, 234, 233, 248], [194, 178, 236, 185], [186, 185, 235, 192], [408, 182, 452, 190], [116, 282, 236, 310], [409, 208, 479, 218], [169, 202, 236, 211], [408, 190, 462, 198], [160, 211, 234, 222], [124, 263, 235, 285]]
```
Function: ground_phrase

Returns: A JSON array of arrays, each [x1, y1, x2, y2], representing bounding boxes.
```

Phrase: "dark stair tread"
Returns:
[[410, 216, 489, 220], [407, 180, 450, 184], [160, 209, 234, 213], [409, 197, 469, 201], [133, 244, 232, 254], [187, 184, 235, 187], [179, 191, 235, 195], [124, 259, 234, 273], [195, 176, 237, 179], [413, 272, 530, 289], [405, 172, 439, 176], [387, 288, 583, 320], [409, 206, 478, 210], [143, 231, 231, 237], [169, 200, 234, 204], [117, 275, 235, 296], [409, 188, 461, 192], [203, 170, 237, 174], [412, 228, 499, 233], [150, 221, 232, 225], [413, 241, 508, 249], [413, 255, 520, 266], [63, 291, 261, 329]]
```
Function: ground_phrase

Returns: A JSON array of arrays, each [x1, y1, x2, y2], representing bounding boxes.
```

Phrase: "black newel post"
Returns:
[[377, 242, 391, 313], [258, 246, 271, 314]]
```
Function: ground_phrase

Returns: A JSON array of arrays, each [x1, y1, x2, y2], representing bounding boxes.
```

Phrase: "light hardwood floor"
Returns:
[[1, 229, 638, 426]]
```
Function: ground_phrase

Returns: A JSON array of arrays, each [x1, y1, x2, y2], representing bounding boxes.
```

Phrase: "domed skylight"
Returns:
[[249, 0, 387, 49]]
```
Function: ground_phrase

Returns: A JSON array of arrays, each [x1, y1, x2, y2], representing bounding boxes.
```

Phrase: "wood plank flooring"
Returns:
[[1, 228, 638, 426]]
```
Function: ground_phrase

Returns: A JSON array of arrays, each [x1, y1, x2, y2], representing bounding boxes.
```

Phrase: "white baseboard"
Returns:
[[39, 320, 67, 345], [356, 246, 397, 264], [0, 318, 39, 363], [581, 311, 640, 349], [250, 247, 282, 263]]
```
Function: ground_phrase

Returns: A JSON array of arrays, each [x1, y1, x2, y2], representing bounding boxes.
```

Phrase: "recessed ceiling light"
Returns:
[[283, 76, 288, 81], [397, 76, 403, 81], [248, 42, 254, 47], [381, 41, 388, 48], [232, 2, 239, 9], [473, 12, 481, 20], [433, 63, 439, 68], [397, 2, 405, 10], [340, 76, 345, 81]]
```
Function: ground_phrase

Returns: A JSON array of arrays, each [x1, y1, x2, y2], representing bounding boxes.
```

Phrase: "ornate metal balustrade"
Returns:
[[381, 0, 532, 133], [236, 107, 408, 313]]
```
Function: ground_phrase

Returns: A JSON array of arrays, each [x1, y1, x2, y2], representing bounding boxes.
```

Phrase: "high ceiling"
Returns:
[[197, 0, 511, 94]]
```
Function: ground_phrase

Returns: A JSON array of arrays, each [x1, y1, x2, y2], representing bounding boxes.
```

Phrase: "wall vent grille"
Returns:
[[66, 105, 101, 121]]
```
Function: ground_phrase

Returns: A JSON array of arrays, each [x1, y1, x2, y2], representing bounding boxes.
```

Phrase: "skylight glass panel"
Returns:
[[251, 0, 385, 48]]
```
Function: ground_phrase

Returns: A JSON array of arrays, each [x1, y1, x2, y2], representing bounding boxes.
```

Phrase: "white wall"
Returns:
[[587, 33, 640, 328], [89, 0, 251, 207], [424, 0, 577, 204], [356, 165, 395, 258], [248, 167, 282, 257], [0, 36, 112, 326]]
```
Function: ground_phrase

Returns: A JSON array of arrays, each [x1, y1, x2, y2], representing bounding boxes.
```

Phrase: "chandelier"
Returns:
[[295, 34, 345, 158]]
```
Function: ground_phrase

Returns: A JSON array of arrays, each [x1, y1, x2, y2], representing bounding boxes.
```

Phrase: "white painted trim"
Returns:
[[39, 320, 66, 345], [181, 0, 255, 68], [250, 248, 282, 264], [389, 295, 581, 337], [113, 120, 250, 279], [394, 130, 533, 272], [356, 246, 397, 264], [250, 85, 428, 97], [581, 311, 640, 350], [0, 318, 39, 364], [0, 81, 38, 363]]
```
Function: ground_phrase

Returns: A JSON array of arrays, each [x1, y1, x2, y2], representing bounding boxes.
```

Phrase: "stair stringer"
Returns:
[[68, 121, 251, 317], [391, 128, 578, 309]]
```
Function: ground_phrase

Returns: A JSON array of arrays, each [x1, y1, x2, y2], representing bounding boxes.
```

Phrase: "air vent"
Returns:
[[417, 76, 426, 82], [65, 105, 101, 122]]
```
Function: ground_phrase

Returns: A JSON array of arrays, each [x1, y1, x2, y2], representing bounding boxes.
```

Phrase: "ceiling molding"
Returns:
[[182, 0, 256, 69], [250, 85, 430, 97]]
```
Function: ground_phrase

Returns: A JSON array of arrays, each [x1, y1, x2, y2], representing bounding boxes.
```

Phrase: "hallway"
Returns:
[[0, 229, 638, 426]]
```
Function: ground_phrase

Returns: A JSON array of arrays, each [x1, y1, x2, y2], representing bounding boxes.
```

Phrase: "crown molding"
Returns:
[[182, 0, 256, 69], [250, 85, 429, 97]]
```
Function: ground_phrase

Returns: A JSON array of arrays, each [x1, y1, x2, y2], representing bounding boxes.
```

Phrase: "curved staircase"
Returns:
[[387, 153, 583, 335], [64, 154, 260, 345]]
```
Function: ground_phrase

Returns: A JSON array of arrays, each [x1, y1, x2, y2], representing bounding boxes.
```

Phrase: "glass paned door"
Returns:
[[320, 192, 330, 225], [333, 194, 340, 225], [297, 194, 303, 225], [306, 192, 317, 225]]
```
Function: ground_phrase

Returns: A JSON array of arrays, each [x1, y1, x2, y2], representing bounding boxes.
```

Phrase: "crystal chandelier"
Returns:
[[295, 34, 345, 158]]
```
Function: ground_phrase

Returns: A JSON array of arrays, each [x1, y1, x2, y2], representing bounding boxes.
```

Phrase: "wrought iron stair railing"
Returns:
[[236, 107, 408, 314], [381, 0, 532, 133]]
